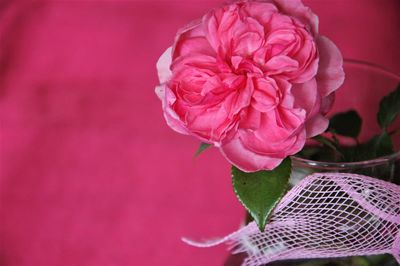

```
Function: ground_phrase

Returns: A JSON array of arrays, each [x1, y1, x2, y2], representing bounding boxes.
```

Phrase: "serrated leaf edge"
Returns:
[[231, 165, 290, 232]]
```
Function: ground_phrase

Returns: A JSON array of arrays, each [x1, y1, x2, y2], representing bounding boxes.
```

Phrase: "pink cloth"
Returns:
[[0, 0, 399, 265]]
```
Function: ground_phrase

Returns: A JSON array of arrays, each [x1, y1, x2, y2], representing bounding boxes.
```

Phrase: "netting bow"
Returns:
[[183, 173, 400, 265]]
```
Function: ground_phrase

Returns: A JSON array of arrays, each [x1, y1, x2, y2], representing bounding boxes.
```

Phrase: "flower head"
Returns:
[[156, 0, 344, 172]]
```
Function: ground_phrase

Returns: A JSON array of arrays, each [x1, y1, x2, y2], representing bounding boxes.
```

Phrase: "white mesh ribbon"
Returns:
[[183, 173, 400, 265]]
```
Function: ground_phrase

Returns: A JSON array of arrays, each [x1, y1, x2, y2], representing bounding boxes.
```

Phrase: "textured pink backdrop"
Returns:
[[0, 0, 399, 265]]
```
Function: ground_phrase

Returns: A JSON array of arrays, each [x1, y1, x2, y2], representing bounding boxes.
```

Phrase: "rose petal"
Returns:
[[265, 55, 299, 74], [320, 93, 335, 115], [155, 84, 165, 100], [274, 0, 319, 35], [316, 35, 345, 96], [221, 127, 306, 172], [238, 109, 305, 156], [234, 31, 264, 56], [220, 134, 284, 172], [161, 86, 190, 135], [241, 1, 278, 25], [156, 47, 172, 83], [251, 78, 279, 112], [291, 78, 319, 117], [203, 5, 240, 53], [186, 105, 231, 141], [174, 36, 215, 58], [239, 108, 261, 130], [290, 38, 318, 83], [305, 113, 329, 137]]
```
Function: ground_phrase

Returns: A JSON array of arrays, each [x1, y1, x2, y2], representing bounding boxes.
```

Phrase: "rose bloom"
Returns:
[[156, 0, 344, 172]]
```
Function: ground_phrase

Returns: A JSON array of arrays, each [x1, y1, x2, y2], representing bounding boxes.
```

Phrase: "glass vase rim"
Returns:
[[291, 58, 400, 169], [291, 150, 400, 169], [342, 58, 400, 80]]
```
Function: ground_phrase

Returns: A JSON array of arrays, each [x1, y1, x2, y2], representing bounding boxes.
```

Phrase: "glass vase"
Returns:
[[224, 59, 400, 266]]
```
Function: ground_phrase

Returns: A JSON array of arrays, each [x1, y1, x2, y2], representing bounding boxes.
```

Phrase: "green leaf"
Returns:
[[377, 83, 400, 129], [347, 132, 394, 162], [329, 110, 362, 138], [312, 135, 343, 159], [370, 131, 394, 157], [194, 143, 211, 157], [232, 158, 291, 231]]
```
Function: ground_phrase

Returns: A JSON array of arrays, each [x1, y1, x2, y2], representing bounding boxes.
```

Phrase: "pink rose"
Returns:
[[156, 0, 344, 172]]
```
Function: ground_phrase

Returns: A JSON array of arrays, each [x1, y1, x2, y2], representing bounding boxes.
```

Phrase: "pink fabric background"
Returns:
[[0, 0, 399, 265]]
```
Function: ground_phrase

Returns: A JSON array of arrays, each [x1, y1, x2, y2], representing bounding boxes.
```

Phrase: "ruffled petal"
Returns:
[[220, 127, 306, 172], [291, 78, 319, 118], [316, 35, 345, 96], [305, 113, 329, 137], [320, 93, 335, 115], [273, 0, 319, 35], [220, 135, 284, 172], [241, 1, 278, 25], [162, 85, 190, 135], [265, 55, 299, 74], [156, 47, 172, 83]]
